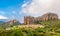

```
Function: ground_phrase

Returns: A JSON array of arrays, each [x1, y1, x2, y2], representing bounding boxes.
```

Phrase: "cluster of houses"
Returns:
[[24, 13, 58, 25]]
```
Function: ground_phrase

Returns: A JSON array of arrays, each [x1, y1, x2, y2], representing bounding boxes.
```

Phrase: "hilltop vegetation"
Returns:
[[0, 20, 60, 36], [40, 20, 60, 28]]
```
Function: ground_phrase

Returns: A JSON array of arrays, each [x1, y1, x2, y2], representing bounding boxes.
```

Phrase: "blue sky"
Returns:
[[0, 0, 60, 23], [0, 0, 32, 23]]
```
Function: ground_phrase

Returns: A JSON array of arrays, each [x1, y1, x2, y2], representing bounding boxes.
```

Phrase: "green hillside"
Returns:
[[0, 20, 60, 36], [40, 20, 60, 28], [0, 21, 21, 29]]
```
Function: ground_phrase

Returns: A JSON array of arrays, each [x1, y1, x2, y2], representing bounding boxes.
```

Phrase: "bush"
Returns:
[[0, 26, 60, 36]]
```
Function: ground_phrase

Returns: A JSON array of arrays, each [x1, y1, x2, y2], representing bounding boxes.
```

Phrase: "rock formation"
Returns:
[[24, 13, 58, 25], [41, 13, 58, 21], [24, 16, 35, 25]]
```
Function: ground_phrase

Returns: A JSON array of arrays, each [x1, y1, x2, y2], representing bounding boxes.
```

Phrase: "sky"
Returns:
[[0, 0, 60, 23]]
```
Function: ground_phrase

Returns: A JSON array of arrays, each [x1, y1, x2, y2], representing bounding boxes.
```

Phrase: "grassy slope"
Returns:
[[40, 20, 60, 28], [0, 20, 60, 36]]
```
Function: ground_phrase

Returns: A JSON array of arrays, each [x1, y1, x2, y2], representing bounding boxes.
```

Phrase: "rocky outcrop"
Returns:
[[9, 19, 17, 25], [24, 16, 35, 25], [41, 13, 58, 21], [24, 13, 58, 25]]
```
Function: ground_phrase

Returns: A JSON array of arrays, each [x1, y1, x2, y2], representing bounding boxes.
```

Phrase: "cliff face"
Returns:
[[24, 13, 58, 25], [41, 13, 58, 21], [9, 19, 17, 25], [24, 16, 35, 25]]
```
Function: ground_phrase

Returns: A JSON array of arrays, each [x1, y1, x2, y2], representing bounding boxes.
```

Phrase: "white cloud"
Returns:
[[22, 3, 28, 8], [21, 0, 60, 17], [0, 15, 8, 19]]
